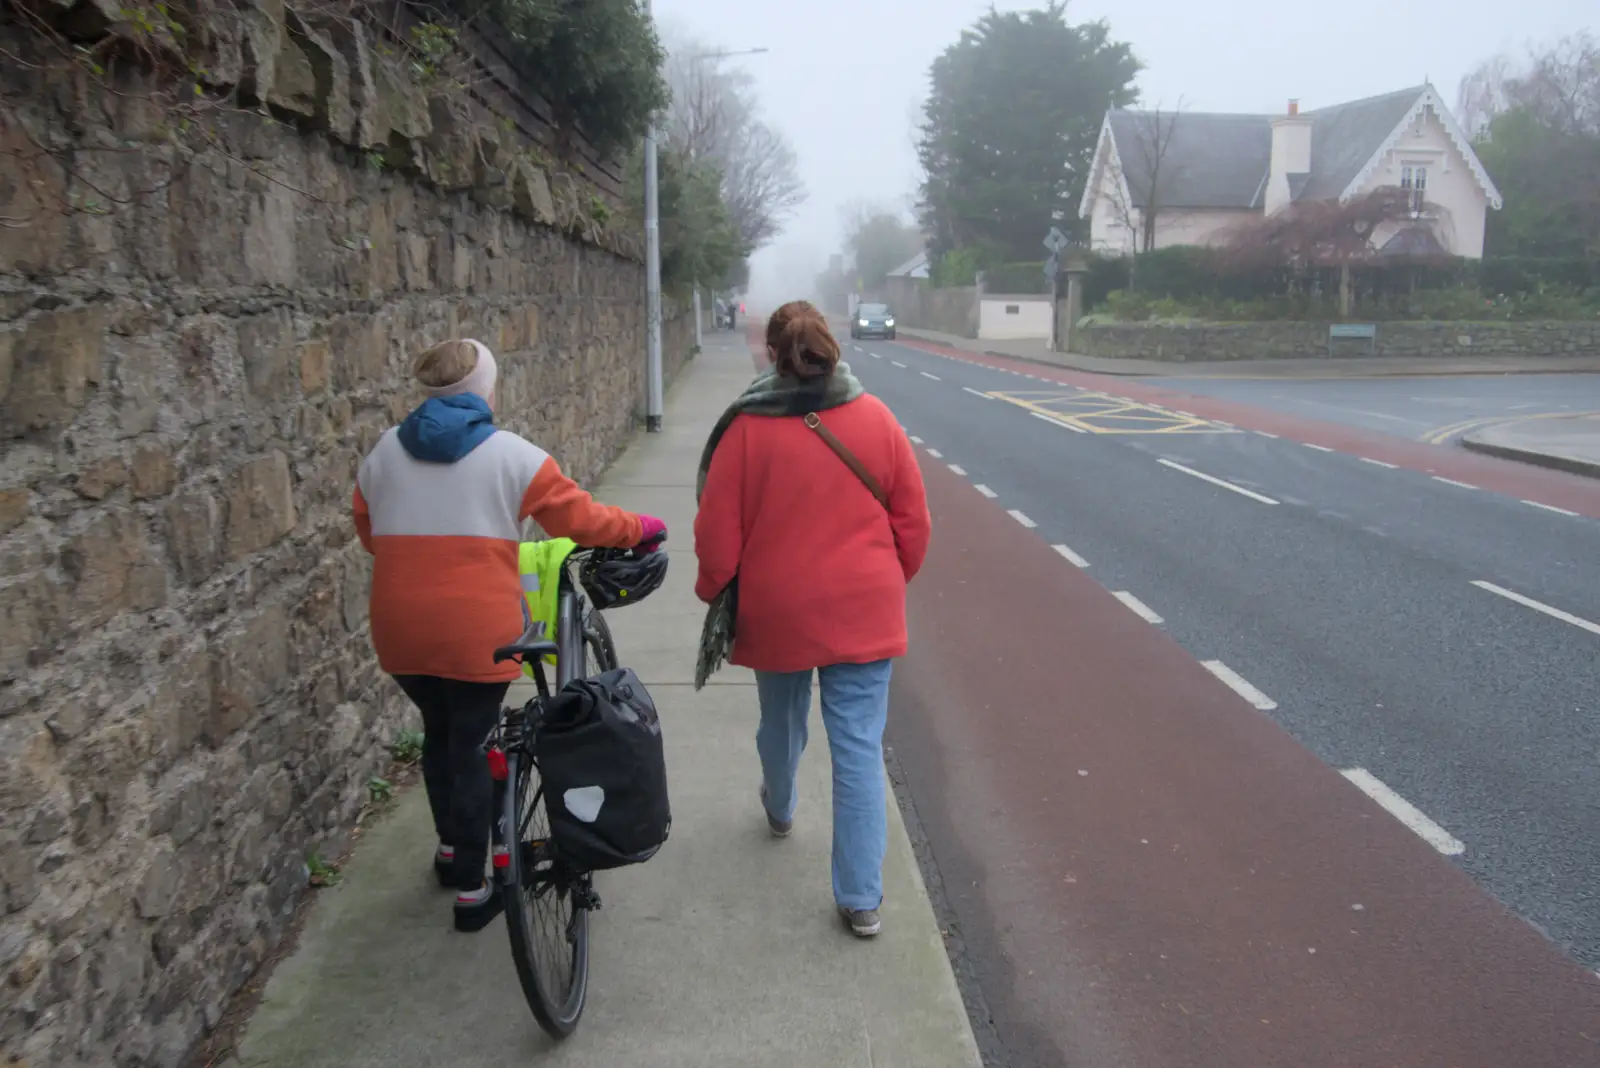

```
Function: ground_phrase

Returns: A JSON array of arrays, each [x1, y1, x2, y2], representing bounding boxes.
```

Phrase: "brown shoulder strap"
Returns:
[[803, 412, 889, 509]]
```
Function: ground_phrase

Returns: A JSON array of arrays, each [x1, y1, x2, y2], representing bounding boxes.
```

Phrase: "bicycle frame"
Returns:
[[490, 571, 598, 903]]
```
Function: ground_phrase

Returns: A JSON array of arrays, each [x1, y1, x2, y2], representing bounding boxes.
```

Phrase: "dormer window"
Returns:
[[1401, 164, 1428, 213]]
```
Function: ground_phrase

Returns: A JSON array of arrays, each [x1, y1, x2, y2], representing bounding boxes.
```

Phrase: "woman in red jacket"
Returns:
[[693, 301, 931, 938]]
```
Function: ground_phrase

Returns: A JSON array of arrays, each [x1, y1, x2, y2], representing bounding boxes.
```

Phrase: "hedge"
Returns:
[[984, 261, 1052, 294], [1078, 248, 1597, 311]]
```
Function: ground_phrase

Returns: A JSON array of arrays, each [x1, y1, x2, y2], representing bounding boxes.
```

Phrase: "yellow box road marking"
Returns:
[[994, 391, 1237, 435]]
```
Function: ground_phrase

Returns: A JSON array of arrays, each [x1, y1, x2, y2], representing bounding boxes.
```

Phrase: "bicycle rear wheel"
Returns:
[[503, 748, 590, 1039]]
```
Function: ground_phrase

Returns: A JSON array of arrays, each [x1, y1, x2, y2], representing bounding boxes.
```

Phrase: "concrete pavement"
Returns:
[[1463, 414, 1600, 479], [894, 323, 1600, 378], [225, 334, 982, 1068]]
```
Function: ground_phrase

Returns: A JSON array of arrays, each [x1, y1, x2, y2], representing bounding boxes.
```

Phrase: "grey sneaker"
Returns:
[[759, 784, 792, 838], [838, 906, 881, 938]]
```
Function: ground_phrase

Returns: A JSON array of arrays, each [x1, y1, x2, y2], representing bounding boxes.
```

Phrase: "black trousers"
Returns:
[[393, 675, 510, 889]]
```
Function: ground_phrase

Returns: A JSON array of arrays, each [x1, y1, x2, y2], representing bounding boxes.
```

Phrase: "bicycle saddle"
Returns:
[[493, 621, 559, 663]]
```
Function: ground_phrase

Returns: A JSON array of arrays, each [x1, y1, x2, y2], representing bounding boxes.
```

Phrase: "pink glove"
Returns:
[[636, 515, 667, 551]]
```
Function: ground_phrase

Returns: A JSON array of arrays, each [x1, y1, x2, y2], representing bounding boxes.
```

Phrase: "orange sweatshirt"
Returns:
[[354, 426, 642, 683]]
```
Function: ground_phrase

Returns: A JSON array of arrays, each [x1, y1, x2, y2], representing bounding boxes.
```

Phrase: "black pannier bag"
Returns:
[[534, 667, 671, 871]]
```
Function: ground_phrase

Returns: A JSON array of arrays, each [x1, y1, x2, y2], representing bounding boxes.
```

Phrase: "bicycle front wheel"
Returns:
[[583, 607, 619, 676], [502, 749, 590, 1039]]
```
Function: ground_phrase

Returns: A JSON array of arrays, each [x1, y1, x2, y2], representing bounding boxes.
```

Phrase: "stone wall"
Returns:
[[0, 3, 691, 1066], [1074, 320, 1600, 362], [876, 277, 978, 338]]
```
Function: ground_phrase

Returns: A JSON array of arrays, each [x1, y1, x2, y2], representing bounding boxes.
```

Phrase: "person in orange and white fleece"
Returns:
[[353, 337, 666, 931]]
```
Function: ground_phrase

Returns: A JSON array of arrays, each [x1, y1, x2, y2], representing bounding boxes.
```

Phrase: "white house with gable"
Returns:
[[1079, 85, 1503, 259]]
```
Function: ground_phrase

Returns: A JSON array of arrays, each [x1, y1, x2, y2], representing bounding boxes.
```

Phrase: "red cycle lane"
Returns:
[[890, 454, 1600, 1068], [894, 337, 1600, 519]]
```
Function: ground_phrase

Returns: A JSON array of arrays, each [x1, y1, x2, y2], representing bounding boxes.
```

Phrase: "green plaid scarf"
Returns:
[[693, 365, 864, 689]]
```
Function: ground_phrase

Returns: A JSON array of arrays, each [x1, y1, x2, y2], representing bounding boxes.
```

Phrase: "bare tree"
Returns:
[[1103, 100, 1186, 258], [1458, 32, 1600, 137], [660, 28, 805, 257], [837, 200, 921, 291]]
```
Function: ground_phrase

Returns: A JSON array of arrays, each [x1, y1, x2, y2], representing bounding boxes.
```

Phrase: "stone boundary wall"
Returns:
[[876, 277, 979, 339], [0, 2, 690, 1065], [1075, 320, 1600, 362]]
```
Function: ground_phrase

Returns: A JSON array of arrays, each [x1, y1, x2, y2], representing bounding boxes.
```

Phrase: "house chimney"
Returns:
[[1265, 101, 1313, 214]]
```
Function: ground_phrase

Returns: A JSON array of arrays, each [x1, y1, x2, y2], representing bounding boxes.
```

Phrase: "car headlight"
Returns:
[[884, 318, 895, 327], [858, 319, 868, 326]]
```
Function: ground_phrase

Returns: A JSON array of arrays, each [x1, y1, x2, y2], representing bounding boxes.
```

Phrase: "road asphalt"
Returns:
[[839, 332, 1600, 1066], [223, 334, 982, 1068], [1139, 373, 1600, 443], [882, 324, 1600, 474]]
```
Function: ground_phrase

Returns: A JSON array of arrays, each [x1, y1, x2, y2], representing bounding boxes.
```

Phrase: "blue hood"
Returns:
[[397, 394, 497, 463]]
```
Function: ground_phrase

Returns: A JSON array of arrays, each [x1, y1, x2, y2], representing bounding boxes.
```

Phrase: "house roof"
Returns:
[[1298, 86, 1427, 201], [1083, 84, 1501, 217], [1105, 109, 1272, 209], [887, 250, 930, 279]]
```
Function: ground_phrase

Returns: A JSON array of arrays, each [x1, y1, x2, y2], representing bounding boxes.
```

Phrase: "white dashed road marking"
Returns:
[[1255, 431, 1279, 439], [892, 361, 907, 368], [1031, 411, 1087, 433], [1201, 660, 1278, 710], [1052, 544, 1090, 568], [1341, 768, 1465, 856], [1157, 459, 1279, 505], [962, 387, 992, 399], [1007, 509, 1036, 528], [1472, 581, 1600, 637], [948, 464, 967, 476], [1360, 457, 1399, 469], [1522, 499, 1578, 517], [1303, 443, 1336, 453], [1112, 591, 1163, 624], [926, 448, 943, 459], [910, 435, 924, 444], [920, 371, 942, 381], [1433, 477, 1477, 490], [974, 484, 998, 498]]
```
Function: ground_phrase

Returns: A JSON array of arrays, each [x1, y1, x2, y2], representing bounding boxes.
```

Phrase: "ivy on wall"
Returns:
[[487, 0, 668, 158]]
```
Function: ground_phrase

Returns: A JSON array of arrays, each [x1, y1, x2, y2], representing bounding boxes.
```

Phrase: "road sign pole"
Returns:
[[1043, 251, 1060, 352]]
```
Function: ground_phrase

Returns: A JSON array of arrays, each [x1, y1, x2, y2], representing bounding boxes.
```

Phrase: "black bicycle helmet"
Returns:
[[580, 549, 669, 610]]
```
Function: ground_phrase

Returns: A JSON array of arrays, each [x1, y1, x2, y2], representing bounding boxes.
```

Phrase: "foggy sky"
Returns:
[[652, 0, 1596, 309]]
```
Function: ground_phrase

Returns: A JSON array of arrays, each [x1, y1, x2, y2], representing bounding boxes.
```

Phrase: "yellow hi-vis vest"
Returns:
[[517, 538, 577, 674]]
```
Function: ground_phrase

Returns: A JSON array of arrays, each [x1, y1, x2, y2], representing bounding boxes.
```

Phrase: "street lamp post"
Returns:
[[641, 34, 767, 431], [642, 0, 664, 432]]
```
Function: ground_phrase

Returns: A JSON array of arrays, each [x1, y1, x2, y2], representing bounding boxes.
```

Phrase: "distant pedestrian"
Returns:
[[692, 300, 931, 937]]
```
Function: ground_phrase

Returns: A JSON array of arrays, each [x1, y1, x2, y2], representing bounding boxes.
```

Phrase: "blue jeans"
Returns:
[[755, 660, 894, 911]]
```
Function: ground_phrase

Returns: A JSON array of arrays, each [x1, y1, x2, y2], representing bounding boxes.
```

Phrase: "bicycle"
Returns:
[[487, 543, 660, 1039]]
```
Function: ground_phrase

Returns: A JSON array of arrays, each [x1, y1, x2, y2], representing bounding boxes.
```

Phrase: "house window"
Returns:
[[1401, 165, 1428, 213]]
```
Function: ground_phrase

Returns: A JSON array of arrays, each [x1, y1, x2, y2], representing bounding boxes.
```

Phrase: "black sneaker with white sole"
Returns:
[[453, 883, 504, 932], [434, 845, 457, 889]]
